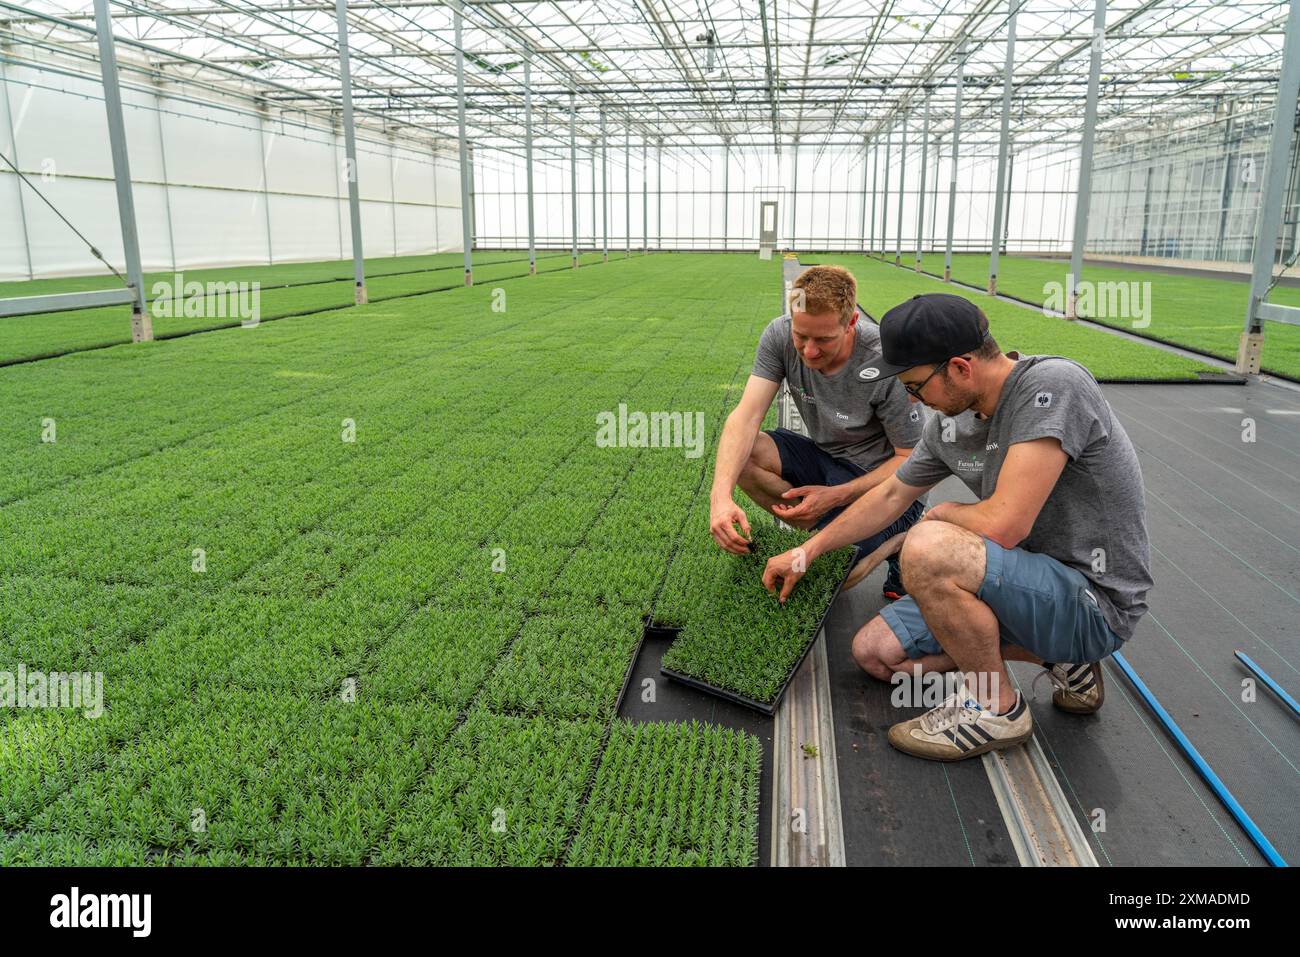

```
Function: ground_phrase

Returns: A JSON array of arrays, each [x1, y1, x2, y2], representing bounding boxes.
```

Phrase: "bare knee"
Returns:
[[851, 615, 909, 682], [747, 431, 783, 476], [899, 519, 985, 595]]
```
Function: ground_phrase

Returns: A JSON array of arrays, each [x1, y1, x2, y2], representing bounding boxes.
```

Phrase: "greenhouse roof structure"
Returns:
[[1, 0, 1291, 159]]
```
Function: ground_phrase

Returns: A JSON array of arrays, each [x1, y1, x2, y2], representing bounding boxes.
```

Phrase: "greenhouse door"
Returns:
[[759, 201, 778, 259]]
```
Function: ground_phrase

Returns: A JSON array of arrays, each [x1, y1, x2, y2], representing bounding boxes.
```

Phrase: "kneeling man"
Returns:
[[762, 292, 1153, 761], [710, 265, 924, 600]]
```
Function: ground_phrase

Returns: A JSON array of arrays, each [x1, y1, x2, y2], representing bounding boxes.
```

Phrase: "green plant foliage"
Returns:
[[567, 720, 761, 867], [480, 609, 644, 720], [0, 253, 797, 866], [376, 710, 604, 866], [658, 518, 855, 706]]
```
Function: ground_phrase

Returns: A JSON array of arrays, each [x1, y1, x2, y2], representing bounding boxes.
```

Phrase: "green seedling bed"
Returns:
[[655, 523, 855, 714]]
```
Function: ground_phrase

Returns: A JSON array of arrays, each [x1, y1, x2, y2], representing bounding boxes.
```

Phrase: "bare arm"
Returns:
[[922, 438, 1067, 548], [762, 473, 932, 602], [709, 375, 782, 553]]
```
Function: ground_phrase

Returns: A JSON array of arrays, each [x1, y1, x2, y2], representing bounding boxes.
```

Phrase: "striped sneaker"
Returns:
[[1041, 661, 1105, 714], [887, 683, 1032, 762]]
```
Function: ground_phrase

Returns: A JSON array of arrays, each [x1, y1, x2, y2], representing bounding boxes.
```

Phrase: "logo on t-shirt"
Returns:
[[858, 367, 880, 380], [1034, 391, 1053, 409], [909, 408, 921, 422]]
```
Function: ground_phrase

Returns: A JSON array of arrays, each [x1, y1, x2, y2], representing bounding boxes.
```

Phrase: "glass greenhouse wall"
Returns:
[[1086, 94, 1297, 266], [470, 139, 1079, 255], [0, 51, 463, 281]]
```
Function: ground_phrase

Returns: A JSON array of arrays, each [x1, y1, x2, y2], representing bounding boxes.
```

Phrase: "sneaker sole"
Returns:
[[1053, 662, 1105, 715], [887, 725, 1033, 762]]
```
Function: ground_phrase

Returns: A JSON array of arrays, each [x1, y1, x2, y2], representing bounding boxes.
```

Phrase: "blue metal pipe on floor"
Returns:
[[1111, 651, 1287, 867], [1234, 650, 1300, 720]]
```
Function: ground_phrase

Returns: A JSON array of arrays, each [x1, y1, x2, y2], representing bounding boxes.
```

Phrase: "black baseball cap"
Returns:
[[856, 293, 989, 381]]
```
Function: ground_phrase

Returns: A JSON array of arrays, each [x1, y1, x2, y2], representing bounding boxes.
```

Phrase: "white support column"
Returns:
[[895, 116, 908, 265], [989, 0, 1019, 294], [1238, 0, 1300, 371], [915, 95, 930, 271], [625, 125, 631, 257], [336, 0, 369, 300], [153, 84, 178, 272], [944, 41, 967, 283], [93, 0, 151, 340], [656, 138, 663, 250], [257, 107, 275, 265], [570, 91, 578, 267], [599, 114, 608, 261], [723, 138, 730, 251], [524, 57, 536, 274], [0, 50, 34, 280], [1067, 0, 1107, 319]]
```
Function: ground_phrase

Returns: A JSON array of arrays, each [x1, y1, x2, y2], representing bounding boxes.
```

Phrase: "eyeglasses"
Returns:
[[903, 360, 950, 399], [902, 354, 974, 399]]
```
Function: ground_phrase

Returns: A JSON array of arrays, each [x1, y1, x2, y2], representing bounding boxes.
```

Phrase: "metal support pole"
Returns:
[[429, 143, 439, 253], [880, 126, 892, 256], [625, 125, 631, 257], [153, 87, 177, 272], [524, 57, 536, 274], [656, 139, 663, 251], [570, 91, 578, 267], [600, 113, 608, 262], [590, 139, 596, 252], [944, 41, 966, 282], [990, 0, 1018, 294], [1239, 0, 1300, 372], [257, 109, 275, 265], [859, 136, 870, 255], [334, 120, 345, 259], [916, 95, 930, 271], [642, 141, 648, 254], [93, 0, 151, 340], [335, 0, 369, 300], [723, 139, 730, 251], [869, 138, 879, 255], [1067, 0, 1106, 318], [0, 50, 34, 280], [930, 135, 941, 247], [1003, 145, 1016, 255], [895, 117, 908, 265], [468, 144, 476, 253], [1214, 102, 1236, 262], [791, 138, 800, 250]]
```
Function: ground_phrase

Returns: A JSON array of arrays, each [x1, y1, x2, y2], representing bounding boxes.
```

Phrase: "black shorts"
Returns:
[[765, 427, 923, 556]]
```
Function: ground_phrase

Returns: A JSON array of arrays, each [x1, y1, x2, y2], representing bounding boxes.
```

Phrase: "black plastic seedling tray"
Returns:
[[657, 566, 852, 716]]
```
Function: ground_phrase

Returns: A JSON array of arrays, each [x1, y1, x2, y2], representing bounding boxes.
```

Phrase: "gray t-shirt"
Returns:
[[896, 354, 1152, 641], [752, 313, 922, 472]]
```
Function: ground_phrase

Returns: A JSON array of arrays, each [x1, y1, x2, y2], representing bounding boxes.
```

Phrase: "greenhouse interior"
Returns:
[[0, 0, 1298, 890]]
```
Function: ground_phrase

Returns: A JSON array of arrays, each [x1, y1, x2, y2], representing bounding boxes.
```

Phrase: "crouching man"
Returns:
[[710, 265, 924, 600], [762, 292, 1153, 761]]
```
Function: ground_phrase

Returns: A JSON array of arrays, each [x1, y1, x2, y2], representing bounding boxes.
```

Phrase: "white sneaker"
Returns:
[[1038, 661, 1105, 714], [888, 682, 1032, 762]]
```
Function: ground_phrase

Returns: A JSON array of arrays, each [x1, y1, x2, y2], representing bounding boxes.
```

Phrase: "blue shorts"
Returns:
[[880, 537, 1125, 665], [764, 427, 923, 556]]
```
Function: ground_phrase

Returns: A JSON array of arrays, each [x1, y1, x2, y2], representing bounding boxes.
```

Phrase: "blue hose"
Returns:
[[1112, 651, 1287, 867], [1234, 650, 1300, 719]]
